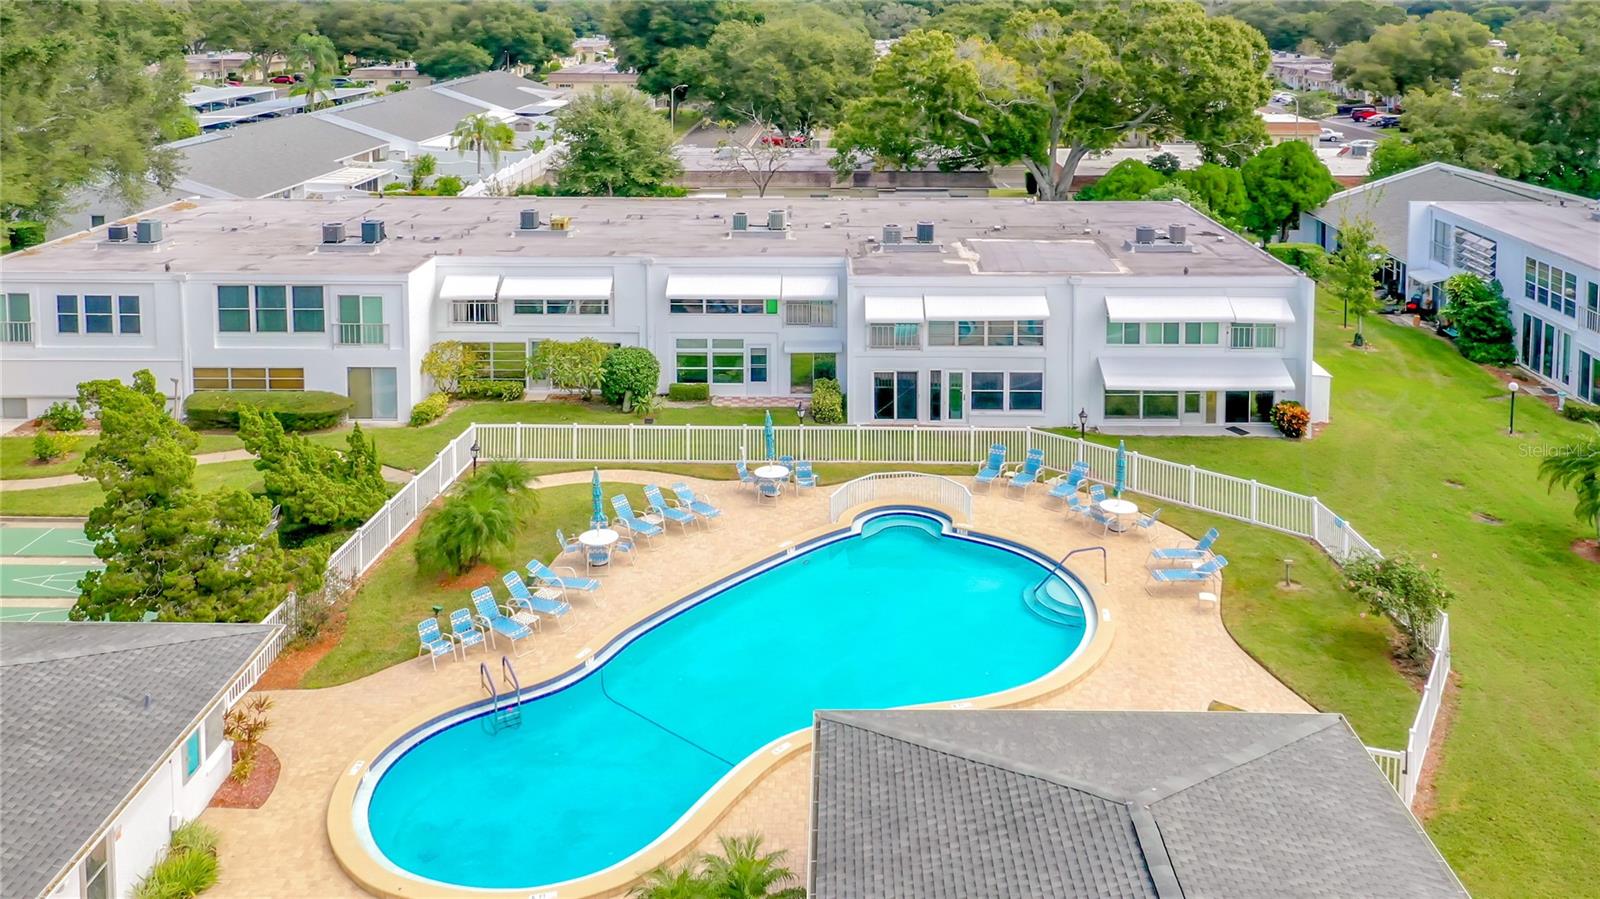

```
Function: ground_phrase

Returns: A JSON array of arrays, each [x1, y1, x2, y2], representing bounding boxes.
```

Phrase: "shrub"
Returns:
[[421, 341, 479, 395], [414, 483, 518, 576], [668, 382, 710, 402], [632, 392, 662, 418], [132, 842, 219, 899], [32, 431, 76, 462], [1561, 401, 1600, 424], [1444, 274, 1517, 366], [433, 175, 465, 196], [810, 378, 845, 423], [223, 695, 273, 783], [530, 338, 609, 398], [184, 391, 351, 431], [467, 461, 539, 524], [1265, 242, 1328, 278], [600, 346, 662, 406], [457, 379, 526, 401], [409, 392, 450, 426], [41, 400, 86, 431], [1269, 400, 1310, 439], [5, 220, 46, 251], [78, 369, 164, 418], [169, 821, 219, 858], [1344, 553, 1454, 665]]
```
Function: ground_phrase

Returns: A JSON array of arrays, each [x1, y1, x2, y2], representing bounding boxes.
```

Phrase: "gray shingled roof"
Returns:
[[0, 623, 276, 899], [324, 87, 485, 142], [173, 116, 386, 198], [434, 70, 563, 111], [811, 710, 1469, 899]]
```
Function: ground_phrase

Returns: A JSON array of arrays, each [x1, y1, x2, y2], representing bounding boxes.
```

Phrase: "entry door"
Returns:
[[1224, 390, 1251, 424], [747, 346, 769, 393], [1181, 391, 1208, 425], [348, 367, 398, 420], [946, 371, 966, 422]]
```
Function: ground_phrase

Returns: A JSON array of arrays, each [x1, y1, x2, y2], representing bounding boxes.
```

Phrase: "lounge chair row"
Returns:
[[1145, 528, 1227, 594], [603, 483, 723, 548], [417, 559, 603, 666]]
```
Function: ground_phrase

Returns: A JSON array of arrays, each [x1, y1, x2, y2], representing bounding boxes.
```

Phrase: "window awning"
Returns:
[[498, 275, 613, 299], [863, 295, 925, 324], [923, 295, 1050, 320], [438, 275, 501, 301], [783, 340, 843, 354], [1098, 356, 1298, 391], [780, 274, 838, 300], [1408, 265, 1451, 285], [665, 273, 782, 299], [1228, 296, 1296, 325], [1104, 296, 1233, 323]]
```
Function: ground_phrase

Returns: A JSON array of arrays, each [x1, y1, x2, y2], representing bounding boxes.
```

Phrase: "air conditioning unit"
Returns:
[[549, 215, 572, 231], [135, 219, 163, 244], [732, 212, 748, 231], [360, 219, 385, 244], [106, 224, 131, 242], [322, 222, 346, 244], [519, 208, 541, 230]]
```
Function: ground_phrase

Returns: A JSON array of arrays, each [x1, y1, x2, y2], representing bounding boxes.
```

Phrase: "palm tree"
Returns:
[[701, 834, 804, 899], [1539, 431, 1600, 544], [407, 153, 437, 192], [450, 113, 517, 177], [290, 34, 339, 112], [629, 861, 712, 899]]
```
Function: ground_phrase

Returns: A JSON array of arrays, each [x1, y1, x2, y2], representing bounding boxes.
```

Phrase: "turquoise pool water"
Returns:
[[360, 512, 1091, 889]]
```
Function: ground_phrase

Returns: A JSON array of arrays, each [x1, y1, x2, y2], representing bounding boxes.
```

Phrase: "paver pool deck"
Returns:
[[202, 471, 1312, 899]]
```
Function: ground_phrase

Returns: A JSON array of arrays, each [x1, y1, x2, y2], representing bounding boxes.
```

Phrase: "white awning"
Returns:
[[498, 275, 613, 299], [1408, 265, 1451, 285], [863, 295, 924, 324], [1228, 296, 1296, 325], [782, 340, 843, 354], [305, 166, 390, 188], [780, 274, 838, 300], [1098, 356, 1298, 391], [665, 273, 782, 299], [1104, 295, 1233, 323], [923, 295, 1050, 320], [438, 275, 501, 301]]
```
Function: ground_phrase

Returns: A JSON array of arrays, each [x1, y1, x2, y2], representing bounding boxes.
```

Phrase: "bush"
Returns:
[[78, 369, 163, 419], [433, 175, 465, 196], [530, 338, 609, 399], [33, 431, 76, 462], [421, 341, 479, 395], [169, 821, 219, 858], [409, 391, 450, 426], [668, 382, 710, 402], [810, 378, 845, 424], [1266, 242, 1329, 278], [1344, 553, 1454, 665], [600, 346, 662, 406], [41, 401, 86, 431], [1444, 274, 1517, 366], [457, 379, 526, 401], [184, 391, 351, 431], [132, 843, 218, 899], [414, 483, 518, 576], [1269, 400, 1310, 439], [5, 220, 46, 251], [1561, 401, 1600, 423]]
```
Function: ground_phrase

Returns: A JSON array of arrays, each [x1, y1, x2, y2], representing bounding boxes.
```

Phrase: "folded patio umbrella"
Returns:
[[1114, 440, 1128, 498], [763, 409, 776, 461], [591, 467, 607, 529]]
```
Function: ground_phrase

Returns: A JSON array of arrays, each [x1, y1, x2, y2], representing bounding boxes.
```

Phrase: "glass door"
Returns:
[[873, 371, 919, 421], [947, 371, 965, 422], [788, 352, 837, 394], [747, 346, 769, 391], [347, 367, 398, 420], [929, 369, 942, 421], [1181, 391, 1207, 425], [1224, 390, 1250, 423]]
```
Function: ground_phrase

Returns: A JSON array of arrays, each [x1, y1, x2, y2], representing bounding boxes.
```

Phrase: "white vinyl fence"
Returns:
[[827, 472, 974, 522]]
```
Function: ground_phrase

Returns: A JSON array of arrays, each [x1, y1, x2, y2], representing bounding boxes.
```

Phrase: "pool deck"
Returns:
[[201, 471, 1311, 899]]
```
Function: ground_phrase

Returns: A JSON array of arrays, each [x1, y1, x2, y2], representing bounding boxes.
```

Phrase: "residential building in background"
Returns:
[[543, 62, 639, 94], [348, 63, 431, 92], [182, 51, 285, 81]]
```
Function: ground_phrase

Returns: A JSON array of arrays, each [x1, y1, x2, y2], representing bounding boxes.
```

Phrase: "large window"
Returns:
[[1104, 389, 1179, 420], [192, 367, 305, 390], [669, 298, 775, 315], [513, 298, 609, 315], [219, 285, 325, 333], [292, 286, 324, 332], [675, 338, 708, 383], [1184, 321, 1220, 345], [672, 338, 748, 384], [872, 371, 918, 420], [789, 352, 837, 392], [1230, 323, 1279, 349], [1144, 322, 1181, 345], [464, 342, 527, 381], [1106, 321, 1140, 345], [1526, 258, 1578, 317], [711, 338, 745, 383], [53, 294, 139, 335], [1430, 220, 1451, 264], [927, 319, 1044, 347], [971, 371, 1005, 410], [868, 323, 920, 349], [1008, 371, 1044, 411], [254, 285, 287, 332], [337, 294, 386, 345], [217, 285, 250, 332], [1111, 319, 1222, 346]]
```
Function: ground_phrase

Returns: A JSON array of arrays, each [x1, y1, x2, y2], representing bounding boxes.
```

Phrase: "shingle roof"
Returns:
[[0, 622, 276, 899], [172, 116, 386, 198], [811, 710, 1469, 899], [433, 70, 563, 111], [323, 87, 485, 142]]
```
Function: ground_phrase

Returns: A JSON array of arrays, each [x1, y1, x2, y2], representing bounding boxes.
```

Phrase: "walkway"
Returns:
[[201, 472, 1308, 899], [0, 450, 414, 492]]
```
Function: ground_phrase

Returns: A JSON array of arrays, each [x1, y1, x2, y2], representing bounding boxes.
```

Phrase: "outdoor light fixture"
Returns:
[[470, 439, 481, 472], [796, 400, 806, 420], [1281, 558, 1295, 587], [1078, 407, 1088, 440], [1507, 381, 1519, 435]]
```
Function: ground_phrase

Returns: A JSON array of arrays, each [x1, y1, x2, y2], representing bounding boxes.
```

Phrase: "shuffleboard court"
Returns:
[[0, 525, 96, 558], [0, 563, 97, 598], [0, 606, 73, 622]]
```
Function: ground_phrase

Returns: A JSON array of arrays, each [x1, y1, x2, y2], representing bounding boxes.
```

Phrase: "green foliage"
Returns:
[[191, 0, 311, 80], [606, 0, 753, 95], [131, 841, 218, 899], [1367, 136, 1427, 182], [183, 391, 352, 432], [1141, 183, 1214, 219], [422, 340, 480, 396], [289, 33, 339, 111], [435, 0, 573, 70], [1269, 400, 1310, 439], [236, 406, 388, 534], [1343, 553, 1454, 664], [33, 431, 76, 462], [1266, 242, 1329, 279], [414, 479, 518, 576], [1561, 402, 1600, 424], [629, 832, 801, 899], [415, 39, 493, 79], [409, 392, 450, 427], [530, 338, 610, 399], [433, 175, 465, 197], [1222, 0, 1402, 51], [1333, 11, 1495, 97], [41, 401, 86, 431], [552, 87, 683, 197], [810, 378, 845, 424], [470, 461, 539, 525], [1443, 274, 1516, 366], [1539, 431, 1600, 542], [407, 153, 437, 192], [1173, 163, 1250, 226], [600, 347, 662, 406], [1291, 90, 1336, 120], [1147, 152, 1181, 176], [451, 113, 518, 176], [668, 382, 711, 402], [869, 3, 928, 40], [1325, 216, 1385, 345], [169, 821, 219, 858], [1241, 140, 1338, 243], [1076, 160, 1168, 201], [457, 379, 527, 401], [79, 369, 164, 419], [4, 220, 46, 251], [314, 0, 429, 62]]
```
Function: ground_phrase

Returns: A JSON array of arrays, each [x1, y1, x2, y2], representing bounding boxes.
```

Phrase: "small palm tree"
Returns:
[[1539, 431, 1600, 545], [701, 834, 803, 899], [289, 34, 339, 112], [468, 461, 539, 525], [451, 113, 517, 176], [407, 153, 437, 192], [630, 861, 712, 899], [413, 485, 517, 576]]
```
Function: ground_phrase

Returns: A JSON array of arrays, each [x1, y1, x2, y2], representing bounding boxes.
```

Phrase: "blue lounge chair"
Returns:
[[644, 485, 697, 532], [1007, 448, 1046, 496], [1149, 528, 1220, 566], [1131, 508, 1162, 541], [448, 608, 487, 655], [470, 587, 535, 656], [735, 460, 757, 491], [1147, 556, 1228, 595], [417, 618, 456, 669], [1045, 463, 1089, 503], [554, 528, 584, 562], [527, 559, 603, 606], [1065, 495, 1090, 524], [503, 570, 574, 628], [974, 444, 1007, 489], [793, 461, 817, 491], [671, 483, 723, 525], [611, 495, 664, 542]]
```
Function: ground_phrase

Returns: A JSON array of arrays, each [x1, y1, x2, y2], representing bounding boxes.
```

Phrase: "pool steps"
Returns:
[[1023, 578, 1088, 627]]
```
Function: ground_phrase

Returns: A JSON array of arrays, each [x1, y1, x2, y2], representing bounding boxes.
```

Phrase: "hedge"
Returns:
[[409, 391, 449, 426], [667, 382, 710, 402], [1562, 400, 1600, 424], [458, 379, 526, 401], [184, 391, 352, 431]]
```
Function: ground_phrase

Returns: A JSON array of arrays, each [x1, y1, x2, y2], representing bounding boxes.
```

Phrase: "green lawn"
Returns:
[[0, 432, 243, 480], [0, 460, 265, 516], [1083, 295, 1598, 899]]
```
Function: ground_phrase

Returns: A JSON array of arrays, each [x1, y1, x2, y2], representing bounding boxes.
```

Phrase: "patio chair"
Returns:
[[470, 588, 535, 657], [644, 485, 697, 532], [1088, 484, 1107, 504], [1084, 503, 1115, 536], [779, 455, 795, 475], [973, 444, 1007, 489], [1065, 495, 1090, 524], [502, 570, 574, 629], [1147, 556, 1229, 595], [1045, 465, 1088, 504], [1131, 508, 1162, 541], [1148, 528, 1220, 566], [735, 460, 757, 491], [671, 483, 723, 525], [611, 495, 664, 542], [526, 559, 603, 606], [417, 618, 457, 670], [1007, 449, 1046, 497], [448, 608, 488, 655], [554, 528, 584, 562], [793, 461, 817, 491], [757, 478, 783, 503]]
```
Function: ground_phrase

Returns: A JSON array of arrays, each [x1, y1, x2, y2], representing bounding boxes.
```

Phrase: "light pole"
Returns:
[[1507, 381, 1519, 435], [669, 83, 688, 132], [470, 439, 480, 473], [1078, 408, 1088, 441]]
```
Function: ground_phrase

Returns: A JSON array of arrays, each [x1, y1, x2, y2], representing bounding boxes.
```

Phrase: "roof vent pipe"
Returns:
[[1135, 224, 1157, 244], [321, 222, 346, 244], [767, 208, 787, 231], [519, 208, 540, 230], [1168, 223, 1187, 244], [732, 212, 748, 231], [882, 223, 902, 244], [915, 220, 935, 243]]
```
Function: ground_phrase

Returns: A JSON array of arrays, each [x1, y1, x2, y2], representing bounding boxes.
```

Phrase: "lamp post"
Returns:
[[1077, 407, 1088, 440], [470, 439, 480, 473], [1507, 381, 1519, 435], [669, 83, 688, 132]]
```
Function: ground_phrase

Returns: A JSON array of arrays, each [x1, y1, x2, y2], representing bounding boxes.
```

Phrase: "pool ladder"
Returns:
[[1022, 547, 1106, 627], [479, 656, 524, 731]]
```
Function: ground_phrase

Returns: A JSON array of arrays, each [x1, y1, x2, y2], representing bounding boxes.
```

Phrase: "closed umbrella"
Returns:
[[1114, 440, 1128, 498], [763, 409, 776, 461], [590, 467, 607, 529]]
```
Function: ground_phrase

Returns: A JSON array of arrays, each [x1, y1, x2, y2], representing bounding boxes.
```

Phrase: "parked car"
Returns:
[[1351, 107, 1379, 122], [1271, 92, 1295, 105], [1372, 114, 1402, 128], [1319, 128, 1344, 142], [759, 133, 808, 147], [268, 75, 295, 84]]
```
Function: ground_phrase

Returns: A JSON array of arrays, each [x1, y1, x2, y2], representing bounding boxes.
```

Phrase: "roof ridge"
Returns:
[[0, 625, 273, 667], [1128, 715, 1341, 806]]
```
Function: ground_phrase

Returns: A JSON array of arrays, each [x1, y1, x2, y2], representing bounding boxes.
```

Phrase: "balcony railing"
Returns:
[[337, 322, 389, 345], [1585, 307, 1600, 334], [451, 300, 500, 325], [784, 301, 836, 327], [1, 321, 33, 343]]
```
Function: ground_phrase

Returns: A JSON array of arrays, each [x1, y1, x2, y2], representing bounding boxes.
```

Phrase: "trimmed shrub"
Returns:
[[184, 391, 352, 432], [33, 431, 76, 462], [1266, 242, 1328, 278], [457, 379, 526, 401], [409, 391, 449, 426], [1562, 401, 1600, 424], [668, 382, 710, 402], [1269, 400, 1310, 439], [1444, 274, 1517, 366], [600, 346, 662, 406], [41, 401, 86, 431], [811, 378, 845, 424], [132, 843, 218, 899]]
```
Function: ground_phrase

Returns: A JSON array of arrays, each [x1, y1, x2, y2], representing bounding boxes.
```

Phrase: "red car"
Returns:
[[759, 134, 808, 147], [1351, 108, 1380, 122], [268, 74, 298, 84]]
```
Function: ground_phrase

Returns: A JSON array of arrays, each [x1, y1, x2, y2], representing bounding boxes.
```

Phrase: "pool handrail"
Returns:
[[1033, 545, 1108, 588]]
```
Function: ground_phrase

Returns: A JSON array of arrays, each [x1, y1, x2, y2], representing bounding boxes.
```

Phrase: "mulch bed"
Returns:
[[254, 611, 345, 690], [209, 744, 280, 809], [1572, 539, 1600, 565]]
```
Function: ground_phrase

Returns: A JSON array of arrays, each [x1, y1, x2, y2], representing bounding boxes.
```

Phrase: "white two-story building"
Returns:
[[0, 197, 1327, 433], [1406, 200, 1600, 404]]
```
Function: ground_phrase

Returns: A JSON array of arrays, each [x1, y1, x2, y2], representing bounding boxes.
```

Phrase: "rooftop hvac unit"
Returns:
[[767, 208, 786, 231], [1134, 224, 1157, 244], [360, 219, 385, 244], [105, 224, 131, 242], [549, 215, 572, 231], [1168, 223, 1187, 244], [322, 222, 346, 244], [915, 221, 935, 244], [882, 224, 902, 244], [520, 208, 541, 230], [135, 219, 163, 244], [732, 212, 748, 231]]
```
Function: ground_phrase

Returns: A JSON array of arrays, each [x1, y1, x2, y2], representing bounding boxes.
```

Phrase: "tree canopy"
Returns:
[[551, 88, 682, 196], [1333, 11, 1495, 97], [237, 405, 389, 536], [606, 0, 755, 95], [1075, 160, 1167, 201], [415, 40, 495, 80], [1241, 140, 1339, 242]]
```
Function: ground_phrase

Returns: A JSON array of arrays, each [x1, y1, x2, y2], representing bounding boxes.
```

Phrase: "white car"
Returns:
[[1319, 128, 1344, 142], [1271, 92, 1296, 105]]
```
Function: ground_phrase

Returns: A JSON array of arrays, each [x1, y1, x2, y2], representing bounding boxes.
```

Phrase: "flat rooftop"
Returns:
[[3, 197, 1297, 280], [1432, 201, 1600, 269]]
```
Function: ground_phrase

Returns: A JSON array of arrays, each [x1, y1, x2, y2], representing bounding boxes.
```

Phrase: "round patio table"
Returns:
[[753, 464, 790, 481], [578, 528, 618, 566], [1099, 498, 1138, 533]]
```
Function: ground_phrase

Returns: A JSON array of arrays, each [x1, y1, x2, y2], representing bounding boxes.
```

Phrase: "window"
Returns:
[[927, 319, 1045, 347], [337, 295, 386, 344], [868, 323, 920, 348], [712, 338, 745, 384], [254, 285, 287, 332], [789, 352, 837, 392], [675, 338, 708, 383], [1231, 323, 1278, 349], [669, 298, 773, 315], [1430, 219, 1451, 264], [118, 296, 141, 334], [450, 299, 499, 324], [748, 346, 768, 383], [513, 298, 609, 315], [784, 300, 834, 326], [1105, 389, 1178, 420], [1184, 392, 1202, 414], [203, 704, 225, 759], [872, 371, 917, 420], [1008, 372, 1044, 411], [1525, 259, 1578, 317], [1104, 390, 1141, 418], [1144, 322, 1181, 345], [464, 342, 526, 381], [83, 295, 113, 333], [292, 286, 325, 332], [2, 293, 31, 343], [82, 833, 111, 899], [1184, 321, 1220, 345], [1141, 391, 1179, 418], [89, 214, 106, 228], [971, 371, 1005, 410], [1105, 321, 1140, 345], [192, 367, 305, 391], [217, 285, 250, 332], [56, 295, 79, 333], [183, 730, 202, 781]]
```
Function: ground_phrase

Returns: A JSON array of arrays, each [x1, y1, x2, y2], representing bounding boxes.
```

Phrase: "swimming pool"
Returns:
[[353, 509, 1095, 891]]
